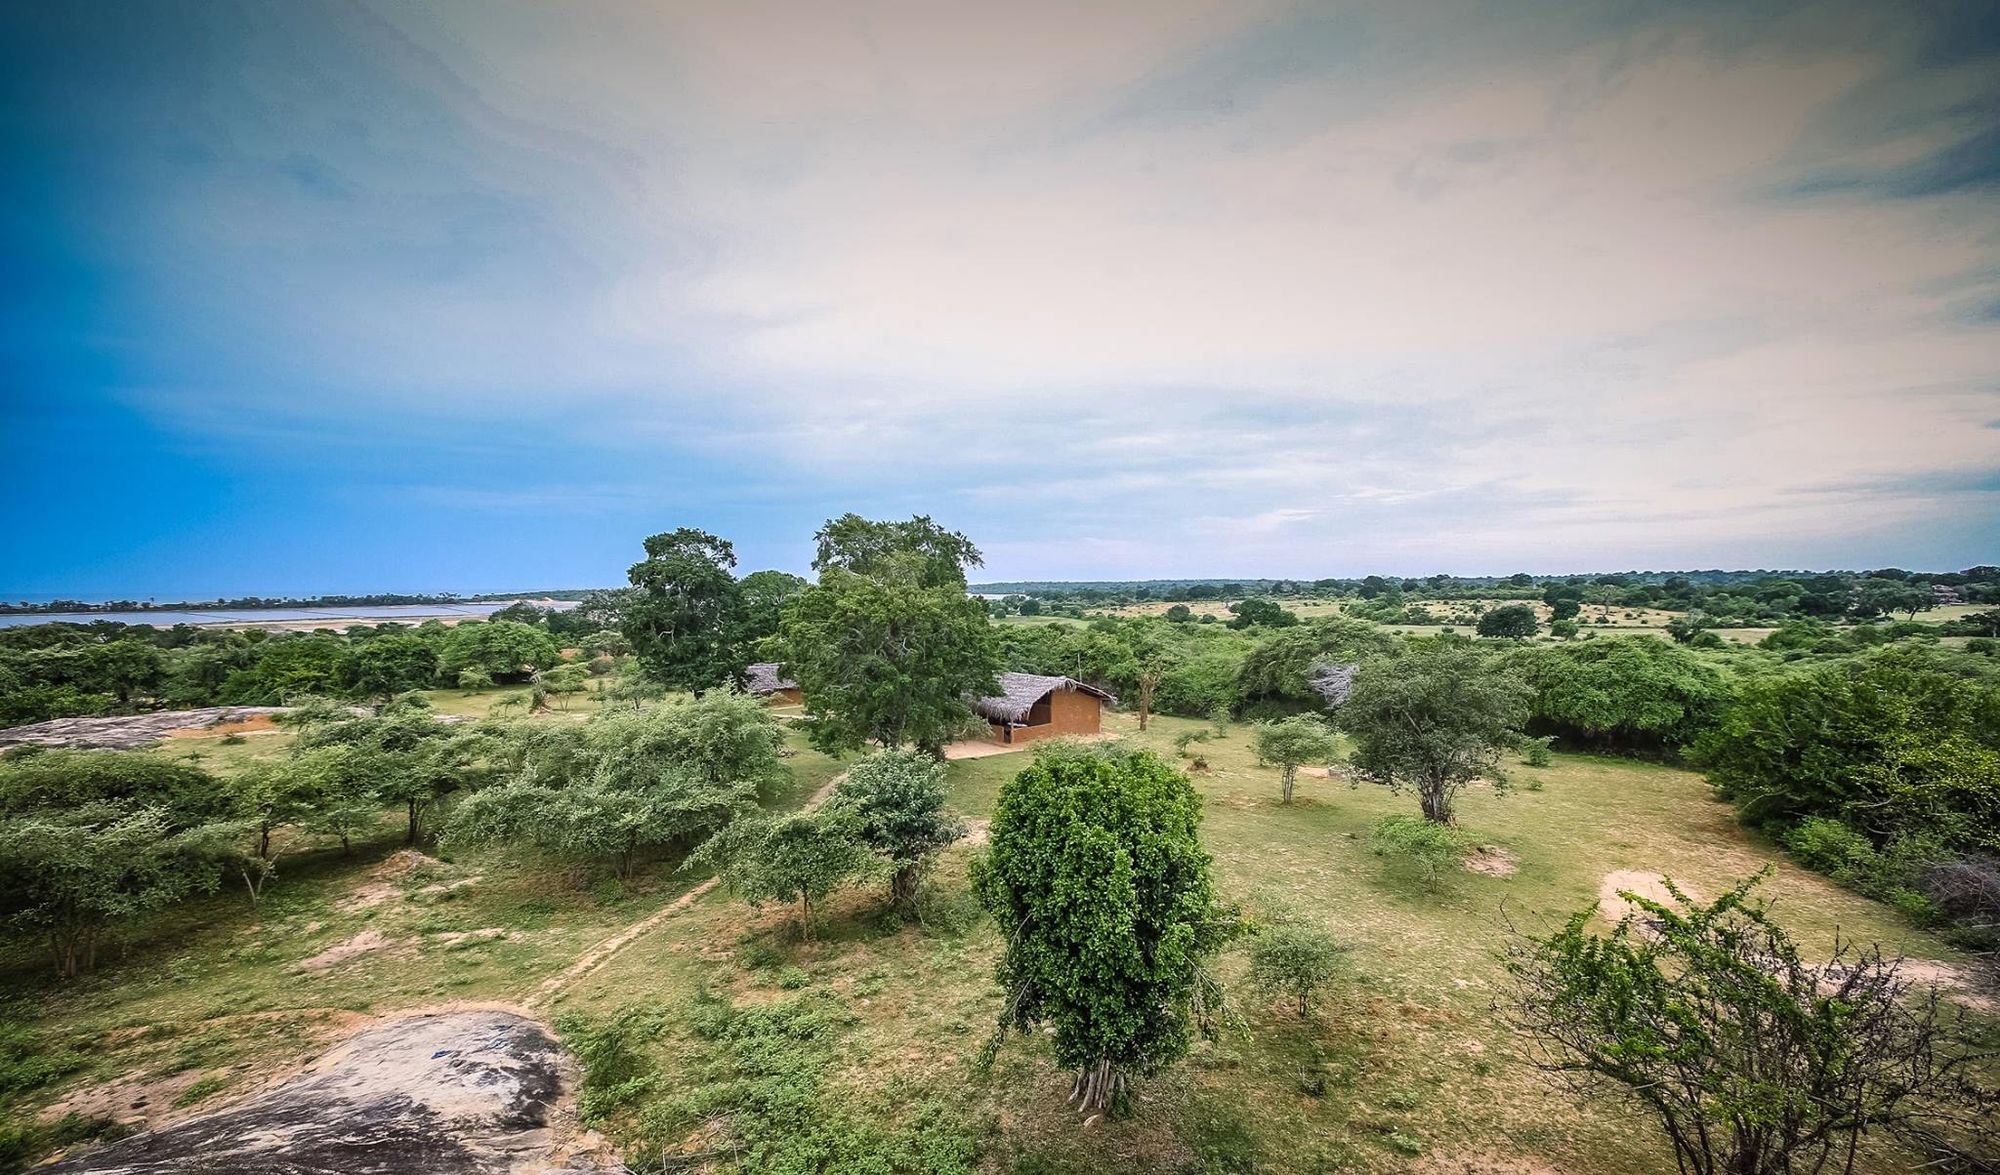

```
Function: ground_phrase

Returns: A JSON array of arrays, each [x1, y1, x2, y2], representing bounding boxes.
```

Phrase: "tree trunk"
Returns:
[[406, 800, 420, 845], [890, 863, 919, 912], [798, 893, 813, 941], [1069, 1058, 1127, 1116], [1419, 784, 1453, 824], [1281, 766, 1296, 804], [1137, 674, 1158, 732], [259, 822, 272, 860]]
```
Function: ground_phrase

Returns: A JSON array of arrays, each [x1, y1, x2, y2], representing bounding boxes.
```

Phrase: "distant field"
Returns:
[[10, 709, 1984, 1174]]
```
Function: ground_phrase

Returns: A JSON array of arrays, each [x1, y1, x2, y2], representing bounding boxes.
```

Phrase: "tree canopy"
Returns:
[[621, 528, 747, 692], [832, 749, 965, 910], [1339, 643, 1531, 823], [972, 743, 1238, 1114]]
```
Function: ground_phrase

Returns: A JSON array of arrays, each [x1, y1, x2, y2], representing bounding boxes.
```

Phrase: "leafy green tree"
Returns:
[[777, 554, 1000, 756], [1509, 873, 1996, 1175], [1251, 715, 1341, 804], [687, 807, 875, 939], [1693, 648, 2000, 853], [439, 621, 559, 684], [812, 513, 982, 589], [1248, 923, 1346, 1016], [1236, 618, 1395, 710], [229, 761, 317, 859], [1163, 604, 1192, 623], [1663, 612, 1711, 645], [1340, 643, 1532, 823], [289, 743, 384, 853], [971, 743, 1239, 1115], [832, 749, 965, 910], [0, 807, 220, 977], [1509, 636, 1732, 756], [1476, 604, 1539, 639], [621, 528, 747, 692], [341, 633, 439, 701], [538, 662, 591, 709], [738, 569, 808, 648], [1549, 597, 1581, 622], [1227, 598, 1299, 629], [444, 696, 776, 875]]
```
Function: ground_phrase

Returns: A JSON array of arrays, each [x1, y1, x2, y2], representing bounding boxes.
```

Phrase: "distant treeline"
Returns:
[[980, 566, 2000, 627], [0, 589, 603, 615], [0, 596, 634, 726]]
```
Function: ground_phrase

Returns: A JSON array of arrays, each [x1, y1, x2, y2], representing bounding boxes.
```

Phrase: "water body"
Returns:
[[0, 601, 573, 630]]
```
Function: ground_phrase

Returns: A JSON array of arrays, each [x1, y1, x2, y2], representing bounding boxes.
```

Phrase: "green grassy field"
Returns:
[[3, 708, 1988, 1173]]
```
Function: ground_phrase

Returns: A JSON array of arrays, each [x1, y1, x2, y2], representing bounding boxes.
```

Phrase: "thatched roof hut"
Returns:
[[742, 662, 798, 696], [971, 672, 1117, 724]]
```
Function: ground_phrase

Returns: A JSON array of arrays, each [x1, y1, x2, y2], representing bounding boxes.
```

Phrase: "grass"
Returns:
[[4, 709, 1987, 1174]]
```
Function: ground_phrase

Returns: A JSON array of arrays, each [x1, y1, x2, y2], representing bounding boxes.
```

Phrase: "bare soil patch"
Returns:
[[1416, 1152, 1565, 1175], [1465, 846, 1519, 877], [1597, 870, 1703, 928], [295, 929, 397, 973]]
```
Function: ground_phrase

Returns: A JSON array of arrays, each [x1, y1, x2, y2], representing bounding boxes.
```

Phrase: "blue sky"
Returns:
[[3, 1, 1996, 598]]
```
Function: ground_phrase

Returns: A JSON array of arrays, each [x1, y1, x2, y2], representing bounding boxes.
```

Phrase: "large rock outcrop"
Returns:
[[49, 1010, 602, 1175]]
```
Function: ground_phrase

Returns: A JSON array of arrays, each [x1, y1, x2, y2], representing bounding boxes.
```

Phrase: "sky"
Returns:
[[3, 1, 1997, 598]]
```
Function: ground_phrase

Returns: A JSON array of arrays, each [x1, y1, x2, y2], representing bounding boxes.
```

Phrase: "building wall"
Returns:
[[986, 686, 1103, 744]]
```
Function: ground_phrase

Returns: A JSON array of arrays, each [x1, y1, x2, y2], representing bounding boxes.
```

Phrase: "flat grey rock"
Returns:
[[49, 1011, 595, 1175]]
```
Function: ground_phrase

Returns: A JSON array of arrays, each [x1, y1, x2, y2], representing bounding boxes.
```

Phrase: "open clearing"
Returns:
[[4, 705, 1989, 1174]]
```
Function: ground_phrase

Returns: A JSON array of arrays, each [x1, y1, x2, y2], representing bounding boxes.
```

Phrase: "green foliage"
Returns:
[[632, 991, 979, 1173], [1341, 643, 1532, 823], [812, 513, 982, 590], [444, 697, 774, 877], [687, 808, 877, 939], [438, 621, 559, 684], [1250, 715, 1340, 803], [621, 527, 747, 692], [1509, 873, 1995, 1175], [1247, 922, 1347, 1016], [557, 1006, 669, 1124], [1226, 598, 1298, 629], [1693, 648, 2000, 853], [1369, 815, 1474, 892], [1476, 604, 1538, 639], [0, 1112, 126, 1175], [777, 565, 1000, 756], [832, 749, 965, 910], [1235, 619, 1394, 710], [1509, 636, 1732, 756], [971, 743, 1238, 1112], [339, 634, 439, 700], [1782, 817, 1946, 918]]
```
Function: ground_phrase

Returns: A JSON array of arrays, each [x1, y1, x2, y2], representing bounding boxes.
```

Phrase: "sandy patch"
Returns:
[[1465, 846, 1519, 877], [1597, 870, 1703, 928], [296, 929, 396, 972], [432, 928, 509, 948], [961, 819, 991, 848], [165, 713, 280, 739], [1895, 960, 1999, 1014], [941, 740, 1026, 760], [338, 850, 444, 912], [39, 1070, 213, 1128]]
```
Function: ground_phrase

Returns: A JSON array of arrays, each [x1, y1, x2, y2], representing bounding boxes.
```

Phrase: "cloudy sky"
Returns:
[[4, 1, 1996, 596]]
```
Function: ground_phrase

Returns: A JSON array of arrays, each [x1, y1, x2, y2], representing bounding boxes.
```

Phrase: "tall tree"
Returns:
[[812, 513, 982, 588], [972, 744, 1238, 1116], [622, 528, 747, 692], [779, 515, 999, 755], [1339, 643, 1531, 823]]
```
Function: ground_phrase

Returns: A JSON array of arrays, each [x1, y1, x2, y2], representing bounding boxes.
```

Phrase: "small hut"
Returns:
[[972, 672, 1117, 745], [742, 662, 802, 705]]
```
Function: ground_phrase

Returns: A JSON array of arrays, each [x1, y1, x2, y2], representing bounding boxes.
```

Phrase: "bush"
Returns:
[[556, 1006, 669, 1124], [1370, 815, 1474, 892], [1248, 922, 1346, 1016], [1522, 736, 1554, 768]]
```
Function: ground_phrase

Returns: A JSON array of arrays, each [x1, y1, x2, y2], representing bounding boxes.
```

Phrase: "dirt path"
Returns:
[[523, 769, 852, 1011]]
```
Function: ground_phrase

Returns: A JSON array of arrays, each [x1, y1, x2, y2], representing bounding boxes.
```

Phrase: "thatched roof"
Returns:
[[1308, 662, 1358, 709], [742, 662, 797, 695], [971, 672, 1117, 724]]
